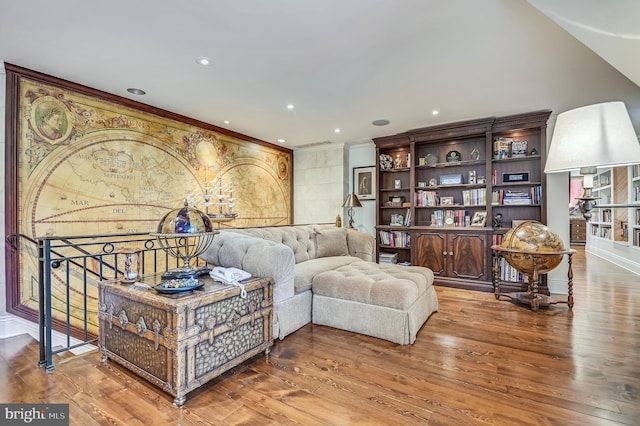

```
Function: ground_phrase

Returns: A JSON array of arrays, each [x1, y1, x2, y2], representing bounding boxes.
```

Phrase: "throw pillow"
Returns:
[[315, 227, 349, 258]]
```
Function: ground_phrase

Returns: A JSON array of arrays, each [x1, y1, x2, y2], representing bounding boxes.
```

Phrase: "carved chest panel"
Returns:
[[98, 275, 273, 406]]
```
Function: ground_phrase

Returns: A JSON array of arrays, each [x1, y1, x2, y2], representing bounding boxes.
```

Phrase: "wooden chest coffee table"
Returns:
[[98, 274, 273, 406]]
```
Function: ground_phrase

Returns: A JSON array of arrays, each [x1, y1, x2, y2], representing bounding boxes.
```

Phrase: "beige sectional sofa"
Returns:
[[200, 224, 438, 344]]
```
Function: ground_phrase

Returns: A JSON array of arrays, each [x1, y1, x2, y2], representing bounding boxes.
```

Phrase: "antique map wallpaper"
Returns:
[[6, 66, 292, 332]]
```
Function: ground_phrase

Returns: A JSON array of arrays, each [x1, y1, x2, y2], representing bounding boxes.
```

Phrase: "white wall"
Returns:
[[293, 143, 348, 225], [292, 141, 378, 238], [543, 113, 574, 294]]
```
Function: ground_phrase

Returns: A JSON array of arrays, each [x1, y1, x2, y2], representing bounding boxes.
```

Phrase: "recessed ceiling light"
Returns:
[[196, 57, 211, 66], [372, 119, 390, 126], [277, 138, 286, 143], [334, 128, 341, 133], [127, 88, 146, 95], [432, 110, 440, 116], [286, 104, 295, 110], [223, 120, 230, 124]]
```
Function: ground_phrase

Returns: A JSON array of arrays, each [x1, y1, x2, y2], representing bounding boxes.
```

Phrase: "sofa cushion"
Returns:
[[312, 262, 434, 310], [294, 256, 362, 293], [200, 231, 296, 304], [315, 227, 348, 258]]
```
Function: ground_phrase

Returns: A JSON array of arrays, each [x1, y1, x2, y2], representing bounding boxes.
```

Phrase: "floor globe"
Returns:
[[500, 220, 565, 277]]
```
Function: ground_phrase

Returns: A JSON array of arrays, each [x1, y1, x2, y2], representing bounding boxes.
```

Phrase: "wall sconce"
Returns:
[[342, 193, 363, 228], [544, 101, 640, 220]]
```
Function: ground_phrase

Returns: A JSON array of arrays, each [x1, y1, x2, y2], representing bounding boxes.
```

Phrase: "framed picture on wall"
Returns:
[[354, 166, 376, 200]]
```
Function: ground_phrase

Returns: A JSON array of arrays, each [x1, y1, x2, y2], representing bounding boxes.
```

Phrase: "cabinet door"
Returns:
[[449, 233, 487, 280], [413, 232, 445, 276]]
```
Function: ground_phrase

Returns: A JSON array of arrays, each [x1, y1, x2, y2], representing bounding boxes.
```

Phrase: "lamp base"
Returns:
[[578, 195, 599, 221], [347, 207, 355, 229]]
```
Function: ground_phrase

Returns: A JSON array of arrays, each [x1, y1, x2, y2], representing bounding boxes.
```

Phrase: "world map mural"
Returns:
[[6, 66, 292, 333]]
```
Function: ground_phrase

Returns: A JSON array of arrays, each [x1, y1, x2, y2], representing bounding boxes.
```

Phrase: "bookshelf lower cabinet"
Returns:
[[412, 230, 492, 291]]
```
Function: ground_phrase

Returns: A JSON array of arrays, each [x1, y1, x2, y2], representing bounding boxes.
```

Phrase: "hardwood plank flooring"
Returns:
[[1, 247, 638, 425]]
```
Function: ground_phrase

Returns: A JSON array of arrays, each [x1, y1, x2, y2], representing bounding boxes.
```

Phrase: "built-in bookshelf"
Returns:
[[588, 165, 640, 248], [374, 111, 551, 292]]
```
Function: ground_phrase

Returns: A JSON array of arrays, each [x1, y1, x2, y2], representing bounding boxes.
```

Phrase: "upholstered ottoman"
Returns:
[[311, 261, 438, 345]]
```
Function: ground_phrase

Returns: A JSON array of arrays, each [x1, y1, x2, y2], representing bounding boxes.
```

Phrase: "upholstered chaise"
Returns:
[[200, 224, 438, 344]]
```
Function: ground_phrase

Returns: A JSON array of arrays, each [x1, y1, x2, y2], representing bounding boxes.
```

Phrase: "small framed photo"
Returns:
[[440, 196, 454, 206], [353, 166, 376, 200], [471, 211, 487, 227], [390, 214, 404, 226], [394, 179, 402, 189]]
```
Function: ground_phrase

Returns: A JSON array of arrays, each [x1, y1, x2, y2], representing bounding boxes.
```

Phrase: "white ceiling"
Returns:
[[1, 0, 639, 148]]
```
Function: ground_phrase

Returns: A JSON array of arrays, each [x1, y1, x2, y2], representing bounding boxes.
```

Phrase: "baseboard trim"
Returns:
[[0, 314, 96, 355], [586, 246, 640, 276], [547, 278, 569, 295]]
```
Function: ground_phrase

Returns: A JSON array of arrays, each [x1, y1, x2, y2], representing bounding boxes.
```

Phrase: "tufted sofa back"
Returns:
[[226, 224, 335, 264]]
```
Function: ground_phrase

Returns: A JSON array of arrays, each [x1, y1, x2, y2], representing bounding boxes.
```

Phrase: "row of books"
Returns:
[[491, 186, 542, 205], [591, 225, 611, 239], [379, 230, 410, 247], [431, 210, 471, 227], [415, 190, 438, 206], [415, 188, 487, 207], [495, 257, 524, 283], [600, 209, 612, 223], [461, 188, 487, 206]]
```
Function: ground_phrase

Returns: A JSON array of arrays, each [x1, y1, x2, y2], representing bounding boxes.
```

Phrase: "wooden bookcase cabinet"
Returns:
[[374, 111, 551, 292]]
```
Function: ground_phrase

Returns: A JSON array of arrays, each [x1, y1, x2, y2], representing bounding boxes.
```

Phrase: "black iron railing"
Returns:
[[6, 232, 208, 371]]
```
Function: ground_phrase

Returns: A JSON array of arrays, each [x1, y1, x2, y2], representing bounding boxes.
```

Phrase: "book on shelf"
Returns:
[[404, 208, 412, 226], [429, 209, 470, 227], [503, 190, 532, 205], [493, 137, 512, 159], [461, 188, 486, 206], [415, 190, 438, 207], [379, 230, 410, 247], [496, 257, 524, 283], [491, 188, 539, 205]]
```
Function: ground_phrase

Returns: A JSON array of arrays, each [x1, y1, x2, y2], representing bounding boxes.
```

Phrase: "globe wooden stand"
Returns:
[[491, 246, 576, 311]]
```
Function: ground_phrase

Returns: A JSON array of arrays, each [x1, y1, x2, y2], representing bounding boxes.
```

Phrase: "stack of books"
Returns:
[[503, 191, 532, 205], [379, 252, 399, 264], [492, 190, 534, 205]]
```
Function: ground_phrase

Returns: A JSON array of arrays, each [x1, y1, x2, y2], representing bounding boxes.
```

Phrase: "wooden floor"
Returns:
[[1, 247, 638, 425]]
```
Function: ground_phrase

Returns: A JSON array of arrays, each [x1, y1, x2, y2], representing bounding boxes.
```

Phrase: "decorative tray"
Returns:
[[154, 278, 204, 294]]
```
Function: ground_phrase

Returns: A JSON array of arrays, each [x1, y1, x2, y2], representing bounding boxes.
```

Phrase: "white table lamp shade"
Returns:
[[544, 101, 640, 173]]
